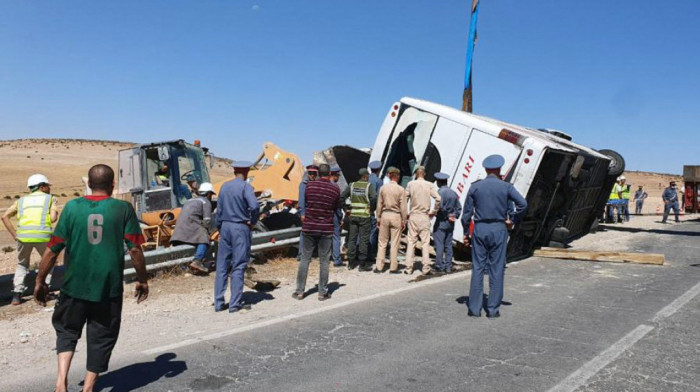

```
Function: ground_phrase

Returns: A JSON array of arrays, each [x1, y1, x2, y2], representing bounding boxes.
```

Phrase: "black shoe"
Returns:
[[318, 292, 331, 301], [373, 268, 382, 274], [359, 265, 373, 272], [389, 270, 401, 274], [214, 303, 229, 312], [230, 303, 252, 313], [487, 312, 500, 319], [333, 262, 345, 267], [467, 310, 480, 318], [347, 263, 357, 271]]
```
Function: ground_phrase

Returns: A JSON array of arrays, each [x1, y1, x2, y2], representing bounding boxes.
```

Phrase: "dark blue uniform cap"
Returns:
[[483, 154, 505, 170], [358, 168, 369, 176], [306, 165, 319, 172], [434, 172, 449, 181], [330, 165, 341, 173], [368, 160, 382, 170], [232, 161, 253, 170]]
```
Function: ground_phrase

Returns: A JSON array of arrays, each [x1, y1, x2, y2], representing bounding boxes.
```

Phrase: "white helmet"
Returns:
[[27, 174, 50, 188], [619, 175, 626, 181], [198, 182, 215, 195]]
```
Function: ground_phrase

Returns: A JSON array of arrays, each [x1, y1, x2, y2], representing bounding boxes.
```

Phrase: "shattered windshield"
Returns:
[[383, 107, 439, 186]]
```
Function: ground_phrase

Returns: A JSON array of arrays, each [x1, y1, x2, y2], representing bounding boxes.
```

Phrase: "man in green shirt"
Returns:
[[34, 164, 149, 392]]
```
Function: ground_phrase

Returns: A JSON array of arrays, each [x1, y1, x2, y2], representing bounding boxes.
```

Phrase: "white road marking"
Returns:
[[652, 280, 700, 322], [547, 324, 654, 392], [143, 271, 470, 355], [549, 279, 700, 392]]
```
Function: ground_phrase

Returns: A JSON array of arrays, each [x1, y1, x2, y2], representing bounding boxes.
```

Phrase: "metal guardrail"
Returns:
[[1, 227, 302, 298]]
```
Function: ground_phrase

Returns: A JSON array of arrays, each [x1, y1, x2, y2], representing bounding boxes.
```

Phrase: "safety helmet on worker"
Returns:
[[27, 174, 50, 188], [198, 182, 215, 195]]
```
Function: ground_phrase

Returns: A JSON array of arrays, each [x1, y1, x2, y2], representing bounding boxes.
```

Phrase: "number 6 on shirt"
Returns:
[[87, 214, 104, 245]]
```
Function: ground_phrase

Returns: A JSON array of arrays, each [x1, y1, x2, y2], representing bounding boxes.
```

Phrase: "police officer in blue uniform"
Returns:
[[432, 172, 461, 274], [215, 161, 260, 313], [461, 155, 527, 318], [661, 181, 680, 223], [367, 160, 383, 262], [297, 165, 319, 261], [330, 165, 344, 266]]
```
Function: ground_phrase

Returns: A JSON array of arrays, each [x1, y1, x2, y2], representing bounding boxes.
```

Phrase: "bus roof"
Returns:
[[400, 97, 609, 160]]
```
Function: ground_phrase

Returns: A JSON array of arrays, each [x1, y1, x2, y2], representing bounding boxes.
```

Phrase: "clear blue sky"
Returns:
[[1, 0, 698, 173]]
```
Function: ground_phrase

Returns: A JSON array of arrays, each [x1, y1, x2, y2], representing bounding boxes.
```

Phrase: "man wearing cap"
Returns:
[[294, 164, 342, 301], [367, 160, 383, 262], [215, 162, 260, 313], [432, 173, 461, 274], [461, 155, 527, 318], [171, 183, 216, 275], [330, 165, 344, 267], [375, 167, 407, 273], [661, 181, 680, 223], [2, 174, 58, 305], [619, 176, 630, 222], [634, 185, 648, 215], [297, 165, 319, 261], [404, 166, 441, 275], [340, 168, 377, 271]]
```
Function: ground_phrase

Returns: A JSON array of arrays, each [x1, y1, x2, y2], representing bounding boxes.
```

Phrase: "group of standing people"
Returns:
[[607, 175, 633, 222], [289, 155, 528, 320], [605, 175, 683, 224], [2, 155, 528, 390]]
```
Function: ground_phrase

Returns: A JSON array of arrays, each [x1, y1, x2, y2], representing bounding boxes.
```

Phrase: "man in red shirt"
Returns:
[[34, 164, 149, 392], [293, 164, 342, 301]]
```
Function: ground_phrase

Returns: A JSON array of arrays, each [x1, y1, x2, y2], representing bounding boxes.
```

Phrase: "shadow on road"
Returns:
[[89, 353, 187, 392], [304, 282, 346, 296], [456, 296, 513, 307], [601, 224, 700, 237], [241, 291, 274, 305]]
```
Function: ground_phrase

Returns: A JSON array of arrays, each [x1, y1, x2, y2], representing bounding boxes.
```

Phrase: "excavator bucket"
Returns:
[[213, 142, 304, 202]]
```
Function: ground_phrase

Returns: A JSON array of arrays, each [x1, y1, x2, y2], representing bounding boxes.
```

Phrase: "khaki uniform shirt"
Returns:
[[377, 181, 408, 221], [405, 178, 441, 215]]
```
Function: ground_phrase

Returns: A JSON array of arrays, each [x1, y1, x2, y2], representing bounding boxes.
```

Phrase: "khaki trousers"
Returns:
[[405, 213, 432, 272], [375, 213, 402, 272], [14, 241, 53, 294]]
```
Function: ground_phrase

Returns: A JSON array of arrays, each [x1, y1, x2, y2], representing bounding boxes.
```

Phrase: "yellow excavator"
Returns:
[[116, 139, 304, 247]]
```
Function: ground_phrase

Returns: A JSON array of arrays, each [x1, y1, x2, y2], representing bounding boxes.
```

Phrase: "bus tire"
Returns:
[[598, 149, 625, 176]]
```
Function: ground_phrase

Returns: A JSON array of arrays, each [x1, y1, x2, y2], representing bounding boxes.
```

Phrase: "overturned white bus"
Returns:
[[369, 97, 624, 260]]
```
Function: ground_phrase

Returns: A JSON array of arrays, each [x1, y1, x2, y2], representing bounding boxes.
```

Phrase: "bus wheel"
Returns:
[[598, 149, 625, 176]]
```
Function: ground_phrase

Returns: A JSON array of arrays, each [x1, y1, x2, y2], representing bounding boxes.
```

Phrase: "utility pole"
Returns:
[[462, 0, 480, 113]]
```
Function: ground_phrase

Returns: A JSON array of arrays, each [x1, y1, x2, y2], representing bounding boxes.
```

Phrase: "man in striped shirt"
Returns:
[[293, 164, 342, 301]]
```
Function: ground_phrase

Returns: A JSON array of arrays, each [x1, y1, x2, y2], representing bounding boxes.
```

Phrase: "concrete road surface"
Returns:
[[13, 219, 700, 391]]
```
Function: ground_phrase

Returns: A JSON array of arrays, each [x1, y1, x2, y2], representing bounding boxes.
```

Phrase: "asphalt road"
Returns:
[[21, 220, 700, 391]]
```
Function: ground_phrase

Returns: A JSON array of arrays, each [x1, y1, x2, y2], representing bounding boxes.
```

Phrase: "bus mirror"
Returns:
[[207, 152, 215, 169]]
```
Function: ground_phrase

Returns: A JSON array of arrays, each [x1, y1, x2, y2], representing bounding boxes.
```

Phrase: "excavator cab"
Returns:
[[118, 139, 213, 219]]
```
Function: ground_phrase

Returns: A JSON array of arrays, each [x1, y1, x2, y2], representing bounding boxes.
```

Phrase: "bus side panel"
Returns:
[[428, 118, 471, 181], [450, 130, 522, 241]]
